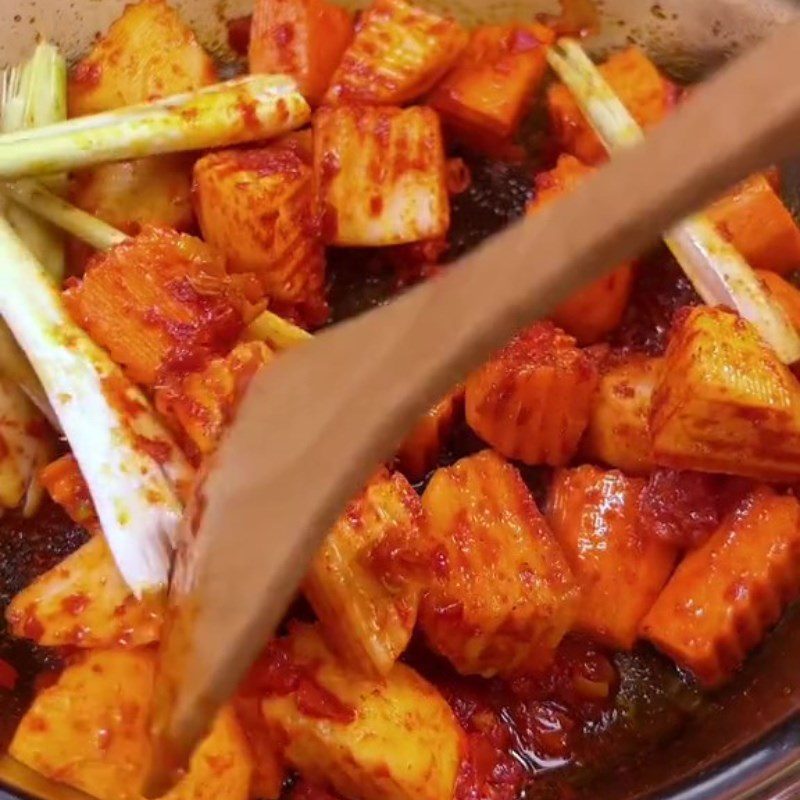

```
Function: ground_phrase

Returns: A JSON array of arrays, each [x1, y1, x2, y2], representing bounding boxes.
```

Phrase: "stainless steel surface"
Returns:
[[0, 0, 799, 799]]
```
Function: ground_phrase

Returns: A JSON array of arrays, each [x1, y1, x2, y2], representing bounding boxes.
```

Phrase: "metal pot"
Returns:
[[1, 0, 799, 798]]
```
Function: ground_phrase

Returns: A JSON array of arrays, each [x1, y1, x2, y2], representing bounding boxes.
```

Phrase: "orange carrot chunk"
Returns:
[[758, 270, 800, 330], [63, 227, 260, 387], [465, 321, 598, 466], [155, 341, 273, 458], [39, 455, 99, 534], [546, 465, 677, 649], [419, 450, 579, 677], [582, 355, 662, 474], [528, 155, 634, 343], [314, 105, 449, 246], [546, 47, 677, 165], [194, 147, 328, 328], [324, 0, 467, 105], [429, 24, 554, 152], [640, 485, 800, 687], [249, 0, 354, 105], [650, 306, 800, 481], [706, 173, 800, 275], [395, 386, 464, 481]]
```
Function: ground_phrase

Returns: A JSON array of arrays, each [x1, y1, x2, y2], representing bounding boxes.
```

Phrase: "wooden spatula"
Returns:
[[145, 20, 800, 793]]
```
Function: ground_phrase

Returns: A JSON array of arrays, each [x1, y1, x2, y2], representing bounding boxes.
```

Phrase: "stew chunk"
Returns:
[[259, 623, 464, 800], [419, 450, 579, 677], [314, 104, 449, 246], [547, 465, 677, 649], [324, 0, 467, 105], [465, 322, 598, 465], [194, 147, 328, 328], [304, 468, 425, 677], [650, 306, 800, 480], [641, 486, 800, 686]]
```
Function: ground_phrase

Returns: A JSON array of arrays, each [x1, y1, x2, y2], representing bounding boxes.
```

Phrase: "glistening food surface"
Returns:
[[1, 2, 800, 800]]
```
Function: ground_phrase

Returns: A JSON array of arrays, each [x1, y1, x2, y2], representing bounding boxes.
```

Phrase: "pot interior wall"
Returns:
[[1, 0, 800, 799]]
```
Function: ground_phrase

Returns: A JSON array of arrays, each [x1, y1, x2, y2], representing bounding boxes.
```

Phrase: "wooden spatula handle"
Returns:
[[147, 20, 800, 793]]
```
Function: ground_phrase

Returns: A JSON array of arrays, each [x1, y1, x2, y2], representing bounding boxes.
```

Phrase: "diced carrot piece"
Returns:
[[706, 173, 800, 275], [546, 47, 677, 165], [395, 385, 464, 481], [429, 24, 554, 150], [582, 356, 662, 474], [258, 623, 464, 800], [67, 0, 218, 116], [249, 0, 354, 105], [314, 105, 449, 246], [70, 155, 195, 239], [155, 342, 273, 458], [758, 270, 800, 329], [6, 536, 163, 649], [528, 155, 634, 343], [650, 307, 800, 480], [419, 450, 579, 677], [465, 322, 598, 466], [640, 486, 800, 686], [40, 454, 99, 534], [546, 466, 677, 649], [63, 227, 260, 387], [304, 468, 424, 677], [193, 148, 328, 328], [324, 0, 467, 105]]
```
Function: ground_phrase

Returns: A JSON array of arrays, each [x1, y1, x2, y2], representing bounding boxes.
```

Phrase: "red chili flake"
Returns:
[[296, 678, 356, 723], [61, 593, 90, 616], [0, 659, 18, 691]]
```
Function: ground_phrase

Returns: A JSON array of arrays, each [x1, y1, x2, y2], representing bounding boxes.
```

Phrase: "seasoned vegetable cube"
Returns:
[[249, 0, 354, 105], [429, 24, 554, 149], [650, 307, 800, 480], [314, 105, 449, 246], [582, 356, 662, 474], [11, 649, 154, 799], [529, 155, 635, 343], [259, 623, 464, 800], [419, 450, 579, 677], [304, 468, 424, 677], [641, 486, 800, 686], [70, 155, 196, 240], [707, 173, 800, 275], [40, 454, 99, 533], [193, 148, 328, 327], [547, 47, 676, 165], [546, 466, 677, 649], [465, 322, 598, 465], [6, 536, 163, 648], [63, 227, 260, 387], [68, 0, 218, 116], [324, 0, 467, 105], [156, 341, 273, 457], [11, 647, 252, 800], [395, 385, 464, 480], [759, 270, 800, 330]]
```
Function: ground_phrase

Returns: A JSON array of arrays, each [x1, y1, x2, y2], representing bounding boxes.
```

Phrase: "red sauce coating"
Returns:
[[639, 470, 752, 550], [244, 640, 356, 724]]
